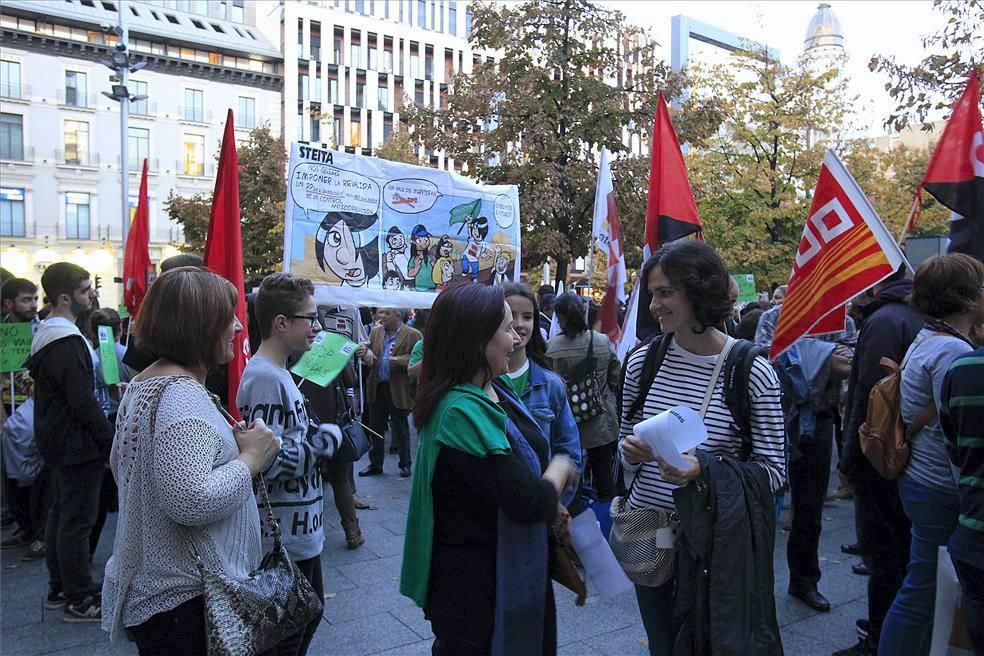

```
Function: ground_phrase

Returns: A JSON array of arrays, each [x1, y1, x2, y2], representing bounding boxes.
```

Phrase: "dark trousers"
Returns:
[[29, 466, 51, 537], [4, 475, 32, 535], [274, 555, 324, 656], [635, 581, 676, 656], [953, 558, 984, 655], [89, 469, 118, 557], [45, 459, 103, 601], [855, 468, 910, 644], [586, 442, 617, 501], [787, 412, 833, 589], [321, 458, 356, 527], [131, 595, 207, 655], [368, 382, 411, 470]]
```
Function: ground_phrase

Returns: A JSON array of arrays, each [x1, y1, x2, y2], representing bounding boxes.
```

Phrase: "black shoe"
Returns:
[[400, 466, 412, 478], [45, 588, 66, 610], [788, 585, 831, 612], [841, 542, 861, 556], [852, 562, 871, 576], [1, 529, 31, 549], [20, 539, 45, 561], [832, 639, 875, 656], [358, 466, 383, 477], [856, 619, 870, 641], [64, 594, 101, 623]]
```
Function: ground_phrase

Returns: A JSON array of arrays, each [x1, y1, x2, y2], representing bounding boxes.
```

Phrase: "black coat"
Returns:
[[672, 452, 783, 656], [839, 279, 926, 481]]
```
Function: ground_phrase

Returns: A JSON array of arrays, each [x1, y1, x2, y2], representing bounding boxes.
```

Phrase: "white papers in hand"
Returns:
[[632, 405, 708, 471], [568, 509, 633, 600]]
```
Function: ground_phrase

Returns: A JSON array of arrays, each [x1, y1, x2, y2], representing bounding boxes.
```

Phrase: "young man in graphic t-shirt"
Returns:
[[237, 273, 342, 656]]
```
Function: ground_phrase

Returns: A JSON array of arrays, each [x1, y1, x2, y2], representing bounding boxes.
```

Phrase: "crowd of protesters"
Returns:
[[0, 238, 982, 656]]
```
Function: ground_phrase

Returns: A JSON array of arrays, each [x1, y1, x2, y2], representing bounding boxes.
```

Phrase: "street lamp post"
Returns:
[[100, 0, 146, 254]]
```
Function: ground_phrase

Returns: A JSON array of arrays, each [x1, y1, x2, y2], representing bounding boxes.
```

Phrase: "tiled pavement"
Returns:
[[1, 438, 869, 656]]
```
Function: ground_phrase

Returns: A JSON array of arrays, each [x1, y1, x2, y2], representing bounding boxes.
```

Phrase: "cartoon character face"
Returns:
[[440, 258, 455, 283], [388, 231, 406, 252], [468, 221, 482, 241], [321, 218, 368, 286], [414, 233, 430, 253], [383, 272, 403, 290], [438, 239, 453, 257], [494, 252, 510, 274]]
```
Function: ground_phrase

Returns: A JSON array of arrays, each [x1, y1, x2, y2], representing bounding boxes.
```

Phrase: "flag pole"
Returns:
[[896, 193, 921, 247]]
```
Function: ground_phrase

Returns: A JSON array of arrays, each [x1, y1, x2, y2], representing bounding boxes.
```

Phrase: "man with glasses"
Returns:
[[356, 307, 421, 478]]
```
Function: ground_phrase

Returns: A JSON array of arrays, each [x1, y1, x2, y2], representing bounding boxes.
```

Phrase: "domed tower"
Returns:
[[804, 3, 845, 59]]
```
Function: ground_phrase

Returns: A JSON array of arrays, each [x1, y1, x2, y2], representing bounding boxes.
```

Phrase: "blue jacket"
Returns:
[[519, 360, 583, 473]]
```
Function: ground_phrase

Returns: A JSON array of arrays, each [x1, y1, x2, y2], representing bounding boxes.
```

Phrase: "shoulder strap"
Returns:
[[721, 339, 769, 458], [625, 333, 672, 421]]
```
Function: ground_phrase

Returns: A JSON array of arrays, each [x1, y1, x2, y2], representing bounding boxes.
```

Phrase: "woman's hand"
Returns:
[[657, 454, 702, 486], [235, 419, 280, 476], [621, 435, 658, 465], [542, 454, 578, 495]]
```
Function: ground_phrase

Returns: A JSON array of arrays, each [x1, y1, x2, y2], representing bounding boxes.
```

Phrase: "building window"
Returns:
[[414, 86, 424, 106], [356, 82, 365, 108], [350, 119, 362, 147], [354, 0, 365, 13], [438, 0, 444, 32], [333, 119, 342, 147], [184, 89, 203, 122], [431, 0, 436, 29], [311, 116, 321, 142], [0, 61, 22, 99], [410, 53, 420, 79], [128, 127, 149, 169], [299, 75, 309, 103], [64, 120, 89, 165], [0, 188, 26, 237], [369, 47, 378, 70], [417, 0, 426, 28], [328, 78, 339, 104], [465, 7, 472, 37], [425, 54, 433, 79], [129, 80, 148, 115], [350, 43, 362, 68], [182, 134, 205, 176], [449, 0, 457, 35], [0, 113, 24, 161], [333, 38, 342, 63], [384, 0, 389, 18], [65, 192, 91, 240], [399, 0, 404, 23], [230, 0, 244, 22], [190, 0, 207, 15], [237, 97, 256, 128], [378, 85, 389, 111], [383, 119, 393, 143], [297, 113, 305, 141], [65, 71, 88, 107], [383, 48, 393, 72]]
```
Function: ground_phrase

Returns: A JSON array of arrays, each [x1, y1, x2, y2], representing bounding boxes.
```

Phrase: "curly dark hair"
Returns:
[[641, 240, 732, 334]]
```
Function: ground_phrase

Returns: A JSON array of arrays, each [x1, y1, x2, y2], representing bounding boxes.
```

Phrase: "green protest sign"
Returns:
[[290, 331, 357, 387], [97, 325, 121, 385], [731, 274, 757, 304], [118, 304, 130, 320], [0, 322, 34, 373]]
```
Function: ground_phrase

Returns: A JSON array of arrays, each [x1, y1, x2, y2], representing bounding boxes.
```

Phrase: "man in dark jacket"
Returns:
[[833, 268, 926, 656], [24, 262, 113, 623]]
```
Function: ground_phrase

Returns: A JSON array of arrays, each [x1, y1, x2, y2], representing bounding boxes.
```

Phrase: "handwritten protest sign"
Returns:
[[0, 322, 34, 373], [283, 144, 521, 307], [290, 331, 357, 387], [731, 274, 757, 304], [97, 325, 120, 385]]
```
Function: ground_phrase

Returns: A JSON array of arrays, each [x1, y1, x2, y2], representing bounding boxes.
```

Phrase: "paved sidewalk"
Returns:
[[1, 448, 867, 656]]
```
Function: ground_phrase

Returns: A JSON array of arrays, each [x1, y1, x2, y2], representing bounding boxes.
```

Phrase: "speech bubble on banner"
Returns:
[[0, 323, 33, 373], [493, 193, 515, 229], [291, 163, 380, 218], [289, 331, 358, 387], [382, 179, 441, 214]]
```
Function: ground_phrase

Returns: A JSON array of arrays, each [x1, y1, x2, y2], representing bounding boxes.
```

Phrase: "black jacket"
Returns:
[[672, 452, 782, 656], [839, 280, 926, 481], [25, 323, 113, 466]]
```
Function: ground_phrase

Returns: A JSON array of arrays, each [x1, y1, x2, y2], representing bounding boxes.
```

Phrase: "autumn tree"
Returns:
[[372, 127, 422, 165], [403, 0, 720, 285], [165, 125, 287, 281], [869, 0, 983, 131], [685, 48, 856, 288]]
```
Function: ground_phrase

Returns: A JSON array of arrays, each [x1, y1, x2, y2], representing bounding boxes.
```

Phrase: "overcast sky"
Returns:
[[600, 1, 945, 135]]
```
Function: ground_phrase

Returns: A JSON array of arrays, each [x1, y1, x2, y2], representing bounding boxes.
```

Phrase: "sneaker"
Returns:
[[1, 529, 31, 549], [45, 588, 66, 610], [64, 595, 101, 623], [831, 639, 875, 656], [21, 540, 45, 561]]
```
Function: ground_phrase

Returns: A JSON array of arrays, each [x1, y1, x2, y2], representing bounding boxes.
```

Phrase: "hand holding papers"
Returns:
[[568, 509, 633, 600], [632, 405, 708, 472]]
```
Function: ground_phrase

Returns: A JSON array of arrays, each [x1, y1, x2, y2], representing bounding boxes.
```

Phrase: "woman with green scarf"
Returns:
[[401, 282, 577, 656]]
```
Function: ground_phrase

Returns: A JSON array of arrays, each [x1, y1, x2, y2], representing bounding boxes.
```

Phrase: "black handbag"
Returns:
[[331, 382, 370, 464], [564, 333, 606, 424]]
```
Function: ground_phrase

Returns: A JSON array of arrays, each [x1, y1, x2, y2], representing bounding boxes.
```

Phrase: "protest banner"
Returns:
[[0, 323, 34, 373], [283, 143, 521, 307], [731, 274, 757, 304], [290, 331, 358, 387], [97, 325, 120, 386]]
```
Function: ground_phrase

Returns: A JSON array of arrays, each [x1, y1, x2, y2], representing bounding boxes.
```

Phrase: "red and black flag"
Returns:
[[918, 70, 984, 260]]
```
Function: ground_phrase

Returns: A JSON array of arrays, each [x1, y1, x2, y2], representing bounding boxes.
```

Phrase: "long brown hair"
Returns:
[[413, 282, 505, 428], [502, 282, 550, 370]]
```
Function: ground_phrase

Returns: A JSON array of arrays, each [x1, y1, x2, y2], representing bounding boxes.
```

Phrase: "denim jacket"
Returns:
[[519, 360, 583, 474]]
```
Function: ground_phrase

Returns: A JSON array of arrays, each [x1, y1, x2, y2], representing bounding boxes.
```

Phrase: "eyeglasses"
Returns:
[[287, 314, 320, 328]]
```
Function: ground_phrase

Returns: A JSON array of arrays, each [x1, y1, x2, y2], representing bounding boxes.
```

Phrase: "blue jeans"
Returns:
[[878, 474, 959, 656], [635, 582, 675, 656]]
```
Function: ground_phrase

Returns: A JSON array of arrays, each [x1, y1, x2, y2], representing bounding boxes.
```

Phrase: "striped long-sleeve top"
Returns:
[[939, 347, 984, 571], [618, 337, 787, 512]]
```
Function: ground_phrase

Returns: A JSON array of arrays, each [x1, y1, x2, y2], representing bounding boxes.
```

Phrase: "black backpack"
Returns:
[[617, 333, 769, 460]]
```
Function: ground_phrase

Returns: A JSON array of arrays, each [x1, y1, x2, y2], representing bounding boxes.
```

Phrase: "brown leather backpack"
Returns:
[[858, 356, 936, 480]]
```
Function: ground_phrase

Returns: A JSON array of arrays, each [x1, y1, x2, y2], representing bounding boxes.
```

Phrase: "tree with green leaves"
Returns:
[[403, 0, 719, 285], [372, 127, 422, 165], [165, 125, 287, 282], [869, 0, 983, 132], [685, 48, 856, 289]]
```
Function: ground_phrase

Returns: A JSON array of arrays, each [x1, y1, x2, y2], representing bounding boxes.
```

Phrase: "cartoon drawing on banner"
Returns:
[[285, 144, 521, 306]]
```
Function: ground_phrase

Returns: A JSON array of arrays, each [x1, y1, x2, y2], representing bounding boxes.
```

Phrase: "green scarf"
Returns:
[[400, 383, 511, 607]]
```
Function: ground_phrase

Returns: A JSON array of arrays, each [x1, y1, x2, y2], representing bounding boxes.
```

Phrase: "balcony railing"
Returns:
[[0, 145, 34, 163], [118, 156, 160, 173], [56, 149, 100, 167], [129, 100, 158, 117], [177, 106, 211, 124], [0, 83, 31, 101], [57, 90, 98, 109], [175, 160, 215, 178]]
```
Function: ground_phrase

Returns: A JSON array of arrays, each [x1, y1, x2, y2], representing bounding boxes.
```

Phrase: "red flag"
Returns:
[[203, 109, 250, 420], [591, 148, 627, 344], [771, 151, 907, 359], [122, 158, 152, 317], [917, 70, 984, 260], [643, 92, 702, 258]]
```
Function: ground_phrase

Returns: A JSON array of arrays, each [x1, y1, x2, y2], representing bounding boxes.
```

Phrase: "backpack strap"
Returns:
[[624, 333, 672, 422], [721, 339, 769, 460], [905, 403, 938, 440]]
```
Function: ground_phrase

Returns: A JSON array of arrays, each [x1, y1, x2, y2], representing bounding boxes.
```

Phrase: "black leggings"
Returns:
[[131, 596, 207, 656]]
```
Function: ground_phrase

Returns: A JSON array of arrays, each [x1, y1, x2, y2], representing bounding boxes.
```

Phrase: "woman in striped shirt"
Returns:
[[618, 241, 786, 656]]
